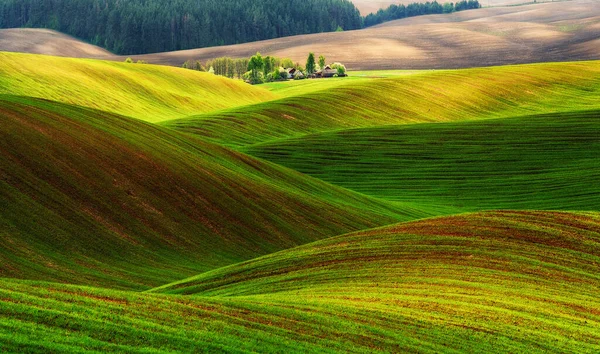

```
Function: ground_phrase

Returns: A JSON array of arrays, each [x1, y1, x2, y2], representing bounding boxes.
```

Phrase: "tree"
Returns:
[[331, 62, 346, 76], [305, 52, 316, 76], [194, 61, 205, 71], [336, 26, 344, 32], [281, 58, 294, 69], [318, 55, 326, 70], [248, 52, 264, 74], [124, 57, 133, 63], [247, 52, 265, 84]]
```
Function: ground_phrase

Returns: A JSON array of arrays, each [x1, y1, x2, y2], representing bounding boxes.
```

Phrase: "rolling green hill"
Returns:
[[1, 211, 598, 353], [1, 51, 600, 353], [0, 94, 427, 290], [244, 110, 600, 211], [0, 52, 275, 122], [164, 61, 600, 148]]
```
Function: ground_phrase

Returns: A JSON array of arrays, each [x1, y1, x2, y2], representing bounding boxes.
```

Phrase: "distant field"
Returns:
[[164, 61, 600, 148], [352, 0, 549, 14], [245, 110, 600, 210], [0, 28, 111, 58], [124, 0, 600, 70], [0, 52, 275, 122], [1, 0, 599, 70]]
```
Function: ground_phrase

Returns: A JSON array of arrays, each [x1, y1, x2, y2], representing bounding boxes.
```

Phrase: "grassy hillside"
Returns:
[[164, 61, 600, 148], [0, 94, 429, 290], [151, 211, 600, 352], [1, 211, 597, 352], [244, 110, 600, 211], [0, 52, 275, 122]]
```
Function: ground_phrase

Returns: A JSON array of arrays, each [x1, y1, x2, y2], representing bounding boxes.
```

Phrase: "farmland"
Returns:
[[0, 37, 599, 352], [164, 61, 600, 148], [1, 211, 599, 352], [2, 0, 600, 70], [244, 110, 600, 211], [0, 52, 275, 122]]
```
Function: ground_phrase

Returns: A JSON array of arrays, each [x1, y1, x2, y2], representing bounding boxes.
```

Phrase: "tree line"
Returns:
[[178, 52, 346, 84], [0, 0, 362, 55], [0, 0, 481, 55], [364, 0, 481, 27]]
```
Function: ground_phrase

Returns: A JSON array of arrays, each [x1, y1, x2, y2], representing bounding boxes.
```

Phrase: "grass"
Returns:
[[243, 110, 600, 211], [151, 210, 600, 352], [1, 211, 597, 353], [0, 94, 429, 290], [0, 52, 276, 122], [2, 52, 600, 352], [163, 61, 600, 148], [259, 71, 424, 98]]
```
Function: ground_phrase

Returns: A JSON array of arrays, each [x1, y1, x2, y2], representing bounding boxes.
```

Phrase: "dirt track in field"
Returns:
[[2, 0, 599, 70]]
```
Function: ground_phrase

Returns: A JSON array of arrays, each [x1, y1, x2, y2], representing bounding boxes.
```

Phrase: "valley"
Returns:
[[0, 0, 599, 351]]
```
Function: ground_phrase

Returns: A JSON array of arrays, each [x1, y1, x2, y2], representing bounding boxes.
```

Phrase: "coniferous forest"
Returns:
[[0, 0, 362, 54], [0, 0, 480, 55]]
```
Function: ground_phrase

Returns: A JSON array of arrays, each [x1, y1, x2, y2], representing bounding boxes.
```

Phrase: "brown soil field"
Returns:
[[1, 0, 598, 70], [126, 0, 600, 70], [353, 0, 544, 15], [0, 28, 111, 58]]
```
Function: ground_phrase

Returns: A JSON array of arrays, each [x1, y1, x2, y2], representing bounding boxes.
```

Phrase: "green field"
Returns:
[[1, 52, 599, 352], [164, 61, 600, 148], [1, 211, 599, 353], [0, 94, 427, 290], [0, 52, 275, 122], [244, 110, 600, 211]]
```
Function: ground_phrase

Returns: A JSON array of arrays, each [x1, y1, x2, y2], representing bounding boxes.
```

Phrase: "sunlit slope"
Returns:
[[157, 211, 600, 352], [244, 110, 600, 210], [0, 52, 275, 122], [3, 211, 599, 353], [164, 61, 600, 148], [0, 95, 426, 290]]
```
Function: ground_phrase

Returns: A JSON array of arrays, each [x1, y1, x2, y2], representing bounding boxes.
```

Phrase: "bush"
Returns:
[[244, 71, 264, 84], [124, 57, 133, 63], [278, 67, 289, 80], [329, 62, 347, 76]]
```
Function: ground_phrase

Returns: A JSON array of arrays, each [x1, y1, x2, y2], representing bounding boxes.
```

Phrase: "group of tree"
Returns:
[[0, 0, 362, 55], [182, 57, 249, 79], [364, 0, 481, 27], [182, 52, 346, 84]]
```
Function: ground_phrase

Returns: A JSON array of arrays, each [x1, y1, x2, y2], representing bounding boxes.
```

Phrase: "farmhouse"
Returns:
[[322, 65, 337, 78], [285, 68, 297, 79]]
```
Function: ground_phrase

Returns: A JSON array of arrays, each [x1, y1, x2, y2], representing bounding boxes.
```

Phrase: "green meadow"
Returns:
[[164, 61, 600, 148], [244, 110, 600, 211], [0, 52, 599, 352]]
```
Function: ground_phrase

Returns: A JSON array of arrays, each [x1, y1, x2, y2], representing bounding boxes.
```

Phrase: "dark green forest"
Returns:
[[0, 0, 362, 54], [0, 0, 481, 55]]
